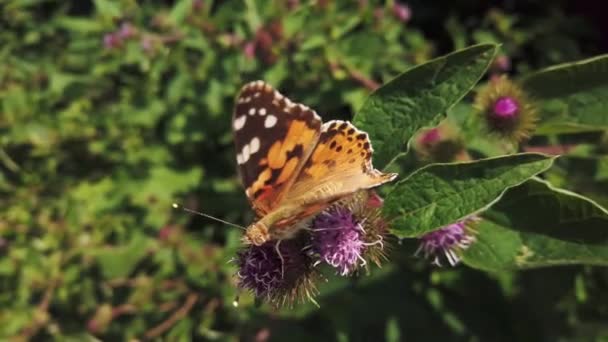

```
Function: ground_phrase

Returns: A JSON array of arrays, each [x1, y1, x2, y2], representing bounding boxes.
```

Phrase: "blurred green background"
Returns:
[[1, 0, 607, 340]]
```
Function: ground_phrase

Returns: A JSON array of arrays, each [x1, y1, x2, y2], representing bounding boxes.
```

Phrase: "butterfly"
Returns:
[[233, 81, 397, 246]]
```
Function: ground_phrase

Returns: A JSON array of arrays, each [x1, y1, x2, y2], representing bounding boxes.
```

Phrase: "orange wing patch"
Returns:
[[284, 120, 397, 205], [248, 118, 320, 215], [233, 81, 323, 217]]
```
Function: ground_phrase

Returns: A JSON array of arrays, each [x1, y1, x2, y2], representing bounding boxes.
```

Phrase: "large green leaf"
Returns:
[[385, 153, 555, 237], [522, 54, 608, 134], [353, 44, 497, 168], [463, 178, 608, 270]]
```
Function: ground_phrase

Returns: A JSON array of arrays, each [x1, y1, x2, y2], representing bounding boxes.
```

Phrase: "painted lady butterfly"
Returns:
[[233, 81, 397, 246]]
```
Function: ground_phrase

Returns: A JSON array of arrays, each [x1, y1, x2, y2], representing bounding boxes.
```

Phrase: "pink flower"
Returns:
[[118, 22, 136, 39], [103, 32, 121, 49], [392, 2, 412, 23], [243, 41, 256, 59]]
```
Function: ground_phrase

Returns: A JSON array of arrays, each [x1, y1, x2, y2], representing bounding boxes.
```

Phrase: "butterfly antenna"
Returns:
[[172, 203, 246, 230]]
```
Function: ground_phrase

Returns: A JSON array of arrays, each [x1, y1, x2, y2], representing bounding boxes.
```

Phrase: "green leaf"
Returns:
[[597, 157, 608, 181], [353, 44, 497, 168], [385, 153, 555, 237], [522, 54, 608, 134], [169, 0, 193, 25], [463, 178, 608, 270], [55, 17, 104, 33], [93, 0, 121, 19], [93, 234, 151, 279]]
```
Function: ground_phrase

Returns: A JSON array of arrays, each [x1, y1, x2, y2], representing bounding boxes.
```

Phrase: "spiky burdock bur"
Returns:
[[236, 235, 317, 306], [474, 75, 538, 143], [311, 190, 390, 275], [416, 216, 479, 266]]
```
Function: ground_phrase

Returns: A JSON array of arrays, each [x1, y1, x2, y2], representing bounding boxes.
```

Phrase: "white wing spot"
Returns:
[[250, 137, 260, 154], [242, 144, 251, 163], [233, 115, 247, 130], [236, 153, 244, 165], [259, 108, 267, 116], [264, 115, 278, 128], [253, 92, 261, 98], [248, 108, 256, 116], [244, 96, 251, 103]]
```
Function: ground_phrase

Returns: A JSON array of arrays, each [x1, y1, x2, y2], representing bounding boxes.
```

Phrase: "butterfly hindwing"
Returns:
[[232, 81, 322, 216], [284, 120, 397, 206]]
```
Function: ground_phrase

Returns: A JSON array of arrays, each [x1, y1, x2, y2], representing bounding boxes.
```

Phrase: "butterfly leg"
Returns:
[[275, 240, 285, 279]]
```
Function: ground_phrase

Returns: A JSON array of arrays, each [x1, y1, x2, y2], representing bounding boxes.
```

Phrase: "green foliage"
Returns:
[[354, 44, 497, 167], [1, 0, 608, 341], [464, 178, 608, 270], [383, 153, 555, 237], [522, 54, 608, 134]]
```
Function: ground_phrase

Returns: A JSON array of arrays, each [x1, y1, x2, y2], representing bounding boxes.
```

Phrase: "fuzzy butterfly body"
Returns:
[[233, 81, 397, 245]]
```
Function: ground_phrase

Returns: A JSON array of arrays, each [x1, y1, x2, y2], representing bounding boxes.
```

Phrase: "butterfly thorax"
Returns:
[[244, 204, 306, 246]]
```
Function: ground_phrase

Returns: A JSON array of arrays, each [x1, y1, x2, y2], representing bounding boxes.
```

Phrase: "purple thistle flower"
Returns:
[[237, 239, 312, 302], [418, 127, 441, 146], [312, 207, 365, 275], [416, 217, 478, 266], [474, 75, 538, 142], [493, 97, 519, 119]]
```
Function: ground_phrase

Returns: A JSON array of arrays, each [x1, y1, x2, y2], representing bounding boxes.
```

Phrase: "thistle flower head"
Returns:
[[416, 216, 479, 266], [414, 124, 467, 163], [346, 191, 391, 268], [236, 238, 316, 306], [474, 76, 538, 143], [312, 207, 365, 276], [418, 127, 441, 146], [493, 96, 519, 118], [311, 190, 391, 275]]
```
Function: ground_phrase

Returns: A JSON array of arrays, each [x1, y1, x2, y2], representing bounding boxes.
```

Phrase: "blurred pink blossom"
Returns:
[[392, 2, 412, 23]]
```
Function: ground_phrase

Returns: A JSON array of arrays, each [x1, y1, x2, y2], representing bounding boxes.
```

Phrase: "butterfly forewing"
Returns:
[[232, 81, 322, 216]]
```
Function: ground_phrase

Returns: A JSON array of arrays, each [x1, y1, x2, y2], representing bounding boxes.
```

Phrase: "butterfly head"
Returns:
[[243, 221, 270, 246]]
